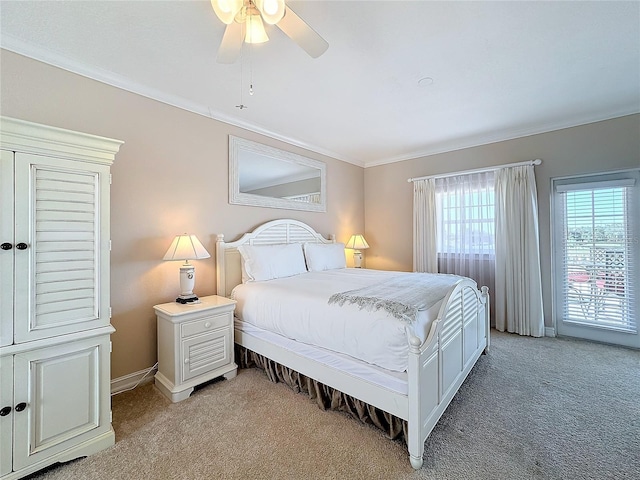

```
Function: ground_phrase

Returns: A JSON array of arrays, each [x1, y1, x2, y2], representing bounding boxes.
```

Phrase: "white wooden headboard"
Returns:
[[216, 219, 335, 297]]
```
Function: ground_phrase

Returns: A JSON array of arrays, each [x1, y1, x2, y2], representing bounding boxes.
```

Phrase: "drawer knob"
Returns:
[[0, 406, 11, 416], [16, 243, 28, 250], [204, 322, 211, 328], [184, 358, 189, 364], [0, 243, 12, 251], [15, 402, 27, 412]]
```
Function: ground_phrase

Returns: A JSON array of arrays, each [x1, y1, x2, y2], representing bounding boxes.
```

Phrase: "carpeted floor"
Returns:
[[26, 330, 640, 480]]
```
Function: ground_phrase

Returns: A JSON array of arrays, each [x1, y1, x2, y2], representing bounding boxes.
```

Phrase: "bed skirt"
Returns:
[[235, 345, 408, 443]]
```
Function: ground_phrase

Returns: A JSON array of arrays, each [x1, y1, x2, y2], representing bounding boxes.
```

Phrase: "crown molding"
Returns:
[[0, 35, 363, 168], [0, 115, 123, 164], [364, 108, 640, 168]]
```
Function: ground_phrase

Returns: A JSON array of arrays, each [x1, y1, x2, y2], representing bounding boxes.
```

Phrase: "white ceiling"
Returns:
[[1, 1, 638, 167]]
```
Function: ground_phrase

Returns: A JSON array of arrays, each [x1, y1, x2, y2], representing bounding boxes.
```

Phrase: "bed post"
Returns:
[[406, 334, 426, 470], [216, 234, 226, 297], [481, 286, 490, 354]]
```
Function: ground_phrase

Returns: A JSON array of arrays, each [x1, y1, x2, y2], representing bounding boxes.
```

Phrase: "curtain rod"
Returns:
[[407, 159, 542, 183]]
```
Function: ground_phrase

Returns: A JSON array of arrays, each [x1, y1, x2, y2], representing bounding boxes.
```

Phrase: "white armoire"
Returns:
[[0, 117, 122, 479]]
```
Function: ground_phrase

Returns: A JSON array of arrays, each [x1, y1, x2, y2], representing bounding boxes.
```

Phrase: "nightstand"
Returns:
[[154, 295, 237, 402]]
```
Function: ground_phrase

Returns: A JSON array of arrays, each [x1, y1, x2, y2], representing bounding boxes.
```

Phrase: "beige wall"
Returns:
[[0, 51, 365, 379], [365, 114, 640, 329]]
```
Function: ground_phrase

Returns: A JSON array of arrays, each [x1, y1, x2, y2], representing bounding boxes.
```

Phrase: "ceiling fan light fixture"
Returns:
[[213, 0, 329, 64], [211, 0, 243, 24], [254, 0, 285, 24], [245, 12, 269, 44]]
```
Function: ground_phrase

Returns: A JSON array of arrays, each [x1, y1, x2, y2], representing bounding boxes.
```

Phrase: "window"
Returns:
[[433, 172, 496, 321], [552, 170, 639, 347], [435, 172, 495, 256]]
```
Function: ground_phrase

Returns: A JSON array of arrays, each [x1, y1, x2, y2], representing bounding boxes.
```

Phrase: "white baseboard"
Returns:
[[545, 326, 556, 337], [111, 365, 157, 395]]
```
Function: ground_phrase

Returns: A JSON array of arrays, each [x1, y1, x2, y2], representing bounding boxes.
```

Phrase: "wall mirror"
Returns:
[[229, 136, 326, 212]]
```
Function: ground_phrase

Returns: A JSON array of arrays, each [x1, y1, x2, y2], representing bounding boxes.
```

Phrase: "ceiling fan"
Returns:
[[211, 0, 329, 64]]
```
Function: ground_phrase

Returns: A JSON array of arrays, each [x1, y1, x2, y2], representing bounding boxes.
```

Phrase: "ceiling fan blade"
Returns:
[[276, 7, 328, 58], [217, 22, 243, 64]]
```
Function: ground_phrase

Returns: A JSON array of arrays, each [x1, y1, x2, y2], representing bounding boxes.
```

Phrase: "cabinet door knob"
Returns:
[[0, 243, 12, 250], [204, 322, 211, 328], [14, 402, 27, 412], [15, 243, 28, 250], [0, 406, 11, 416], [184, 358, 189, 364]]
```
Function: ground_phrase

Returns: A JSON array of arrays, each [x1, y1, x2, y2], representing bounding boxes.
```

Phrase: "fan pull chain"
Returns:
[[236, 39, 247, 109], [249, 41, 254, 96]]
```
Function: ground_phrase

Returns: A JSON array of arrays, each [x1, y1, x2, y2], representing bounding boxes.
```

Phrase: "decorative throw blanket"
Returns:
[[328, 273, 464, 324]]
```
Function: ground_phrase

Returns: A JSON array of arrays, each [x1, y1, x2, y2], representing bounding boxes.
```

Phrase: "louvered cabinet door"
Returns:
[[13, 153, 111, 343], [0, 150, 14, 348]]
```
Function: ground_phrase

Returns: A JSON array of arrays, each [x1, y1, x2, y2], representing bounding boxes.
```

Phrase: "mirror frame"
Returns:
[[229, 136, 327, 212]]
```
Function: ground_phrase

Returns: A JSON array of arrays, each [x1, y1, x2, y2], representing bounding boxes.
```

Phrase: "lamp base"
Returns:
[[175, 294, 200, 305], [353, 251, 363, 268]]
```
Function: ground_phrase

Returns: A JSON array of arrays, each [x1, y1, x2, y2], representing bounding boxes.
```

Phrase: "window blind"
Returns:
[[558, 180, 636, 333]]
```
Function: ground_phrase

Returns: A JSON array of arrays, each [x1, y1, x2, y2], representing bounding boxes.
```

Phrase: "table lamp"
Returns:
[[345, 234, 369, 268], [163, 234, 211, 304]]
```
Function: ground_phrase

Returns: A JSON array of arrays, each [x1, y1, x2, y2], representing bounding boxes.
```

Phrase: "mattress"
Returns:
[[231, 268, 443, 372], [235, 318, 409, 395]]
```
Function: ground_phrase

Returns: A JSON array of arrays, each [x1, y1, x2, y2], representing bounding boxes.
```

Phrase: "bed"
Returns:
[[216, 219, 490, 469]]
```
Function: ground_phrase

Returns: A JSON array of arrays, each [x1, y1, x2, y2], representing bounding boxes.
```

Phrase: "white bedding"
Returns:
[[231, 268, 444, 372]]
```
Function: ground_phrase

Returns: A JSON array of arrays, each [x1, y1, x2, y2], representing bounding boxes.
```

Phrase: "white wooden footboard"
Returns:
[[406, 281, 489, 469]]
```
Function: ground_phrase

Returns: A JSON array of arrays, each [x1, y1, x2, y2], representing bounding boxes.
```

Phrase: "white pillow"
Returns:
[[240, 255, 249, 284], [237, 243, 307, 282], [303, 243, 346, 271]]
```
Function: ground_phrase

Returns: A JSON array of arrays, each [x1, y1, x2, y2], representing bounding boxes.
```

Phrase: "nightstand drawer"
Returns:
[[181, 327, 231, 382], [181, 313, 230, 339]]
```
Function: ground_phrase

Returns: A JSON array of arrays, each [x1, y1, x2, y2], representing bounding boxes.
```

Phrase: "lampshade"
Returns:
[[254, 0, 285, 24], [163, 234, 211, 262], [210, 0, 243, 25], [245, 10, 269, 44], [345, 234, 370, 251]]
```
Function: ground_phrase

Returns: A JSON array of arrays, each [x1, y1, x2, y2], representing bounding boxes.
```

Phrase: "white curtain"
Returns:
[[413, 178, 437, 273], [494, 165, 544, 337], [435, 172, 496, 315]]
